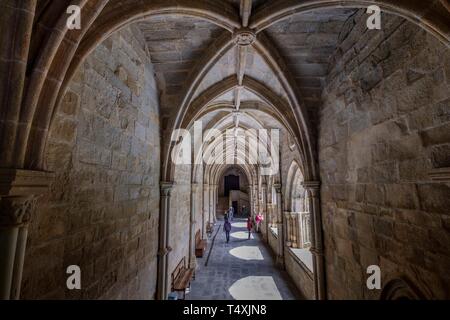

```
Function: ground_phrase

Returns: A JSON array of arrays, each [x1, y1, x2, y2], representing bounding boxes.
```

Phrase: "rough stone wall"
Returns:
[[285, 249, 314, 299], [21, 26, 161, 299], [169, 164, 192, 279], [319, 12, 450, 299]]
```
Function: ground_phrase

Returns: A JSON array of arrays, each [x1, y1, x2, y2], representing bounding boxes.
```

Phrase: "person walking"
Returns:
[[255, 213, 263, 233], [223, 217, 232, 243], [246, 217, 253, 240], [228, 206, 234, 221], [223, 210, 229, 221]]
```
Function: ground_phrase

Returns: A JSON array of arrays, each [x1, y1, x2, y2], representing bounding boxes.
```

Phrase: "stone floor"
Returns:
[[186, 218, 301, 300]]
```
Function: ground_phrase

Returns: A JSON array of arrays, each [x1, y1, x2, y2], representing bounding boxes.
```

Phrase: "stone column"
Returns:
[[251, 184, 258, 215], [303, 181, 326, 300], [274, 184, 284, 268], [189, 183, 199, 269], [0, 169, 53, 300], [283, 211, 290, 247], [289, 213, 297, 248], [157, 181, 174, 300], [203, 183, 209, 235], [209, 184, 214, 223], [213, 184, 218, 223], [260, 183, 267, 239]]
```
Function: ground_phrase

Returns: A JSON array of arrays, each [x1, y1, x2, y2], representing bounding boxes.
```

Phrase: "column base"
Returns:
[[276, 255, 285, 269]]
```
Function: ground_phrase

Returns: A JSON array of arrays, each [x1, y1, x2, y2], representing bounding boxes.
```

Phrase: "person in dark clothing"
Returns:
[[223, 210, 229, 221], [223, 217, 232, 243]]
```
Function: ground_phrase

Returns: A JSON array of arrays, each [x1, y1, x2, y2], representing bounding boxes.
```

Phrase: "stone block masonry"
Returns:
[[319, 12, 450, 299], [21, 26, 161, 299]]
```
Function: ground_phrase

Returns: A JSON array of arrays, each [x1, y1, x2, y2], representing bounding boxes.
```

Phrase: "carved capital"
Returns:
[[158, 246, 172, 257], [0, 196, 38, 227], [310, 246, 324, 256], [0, 169, 54, 228], [191, 183, 202, 194], [302, 181, 320, 196], [160, 181, 174, 196], [302, 180, 320, 190], [274, 183, 282, 193], [233, 28, 256, 46], [429, 167, 450, 181]]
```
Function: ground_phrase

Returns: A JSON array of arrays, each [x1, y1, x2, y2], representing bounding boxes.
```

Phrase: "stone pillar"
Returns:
[[260, 183, 267, 239], [251, 184, 258, 215], [189, 183, 199, 269], [303, 181, 326, 300], [283, 211, 290, 246], [274, 184, 284, 268], [290, 213, 297, 248], [203, 184, 209, 235], [209, 184, 214, 223], [213, 184, 218, 223], [0, 169, 53, 300], [0, 2, 36, 168], [157, 181, 174, 300]]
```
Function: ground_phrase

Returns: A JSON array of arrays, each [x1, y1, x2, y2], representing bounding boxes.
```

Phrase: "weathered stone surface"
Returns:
[[320, 13, 450, 300], [22, 27, 161, 300], [2, 0, 449, 302]]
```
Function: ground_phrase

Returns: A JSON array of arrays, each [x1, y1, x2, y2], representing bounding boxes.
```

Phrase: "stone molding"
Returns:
[[0, 169, 54, 227], [302, 180, 320, 190], [0, 169, 55, 197], [428, 167, 450, 182], [160, 181, 174, 196], [273, 183, 282, 193], [157, 246, 172, 257], [0, 196, 37, 227]]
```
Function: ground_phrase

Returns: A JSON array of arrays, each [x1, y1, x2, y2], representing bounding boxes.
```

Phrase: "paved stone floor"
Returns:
[[187, 218, 301, 300]]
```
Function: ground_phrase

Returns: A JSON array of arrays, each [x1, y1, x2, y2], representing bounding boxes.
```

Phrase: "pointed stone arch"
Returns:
[[380, 278, 429, 300], [250, 0, 450, 46]]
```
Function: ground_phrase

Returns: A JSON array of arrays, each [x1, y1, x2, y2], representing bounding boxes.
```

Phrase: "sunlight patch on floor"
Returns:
[[229, 246, 264, 261], [228, 276, 282, 300], [230, 231, 254, 240], [231, 222, 247, 228]]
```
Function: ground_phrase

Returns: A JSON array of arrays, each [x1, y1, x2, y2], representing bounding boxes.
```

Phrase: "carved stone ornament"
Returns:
[[0, 196, 38, 227], [233, 28, 256, 46]]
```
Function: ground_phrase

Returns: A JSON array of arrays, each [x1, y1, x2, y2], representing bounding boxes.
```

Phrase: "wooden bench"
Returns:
[[195, 230, 207, 258], [171, 257, 195, 300]]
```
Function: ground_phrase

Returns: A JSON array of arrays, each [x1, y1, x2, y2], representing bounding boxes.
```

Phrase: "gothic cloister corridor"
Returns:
[[188, 218, 300, 300], [0, 0, 449, 303]]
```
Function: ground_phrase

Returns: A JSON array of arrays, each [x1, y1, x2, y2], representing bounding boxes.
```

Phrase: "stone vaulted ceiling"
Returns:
[[265, 9, 356, 111], [134, 1, 357, 131]]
